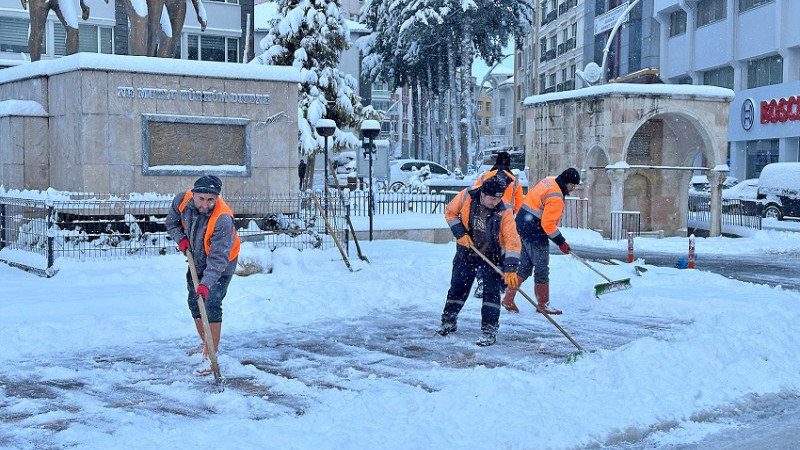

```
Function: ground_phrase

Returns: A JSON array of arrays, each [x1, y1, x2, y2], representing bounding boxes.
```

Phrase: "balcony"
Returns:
[[545, 49, 556, 61], [566, 37, 576, 50], [557, 43, 566, 55], [556, 83, 564, 92], [564, 79, 574, 90]]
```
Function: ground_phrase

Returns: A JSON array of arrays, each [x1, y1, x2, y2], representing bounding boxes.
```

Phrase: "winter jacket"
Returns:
[[166, 190, 240, 287], [445, 186, 521, 271], [472, 166, 524, 214], [516, 176, 569, 246]]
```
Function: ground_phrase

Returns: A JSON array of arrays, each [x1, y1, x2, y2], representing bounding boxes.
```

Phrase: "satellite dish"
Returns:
[[583, 62, 602, 84]]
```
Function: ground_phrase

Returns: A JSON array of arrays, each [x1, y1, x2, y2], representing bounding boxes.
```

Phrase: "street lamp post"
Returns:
[[315, 119, 336, 216], [361, 119, 381, 241]]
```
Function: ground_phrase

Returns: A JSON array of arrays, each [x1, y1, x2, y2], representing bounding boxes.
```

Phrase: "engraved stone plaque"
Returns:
[[142, 114, 251, 176]]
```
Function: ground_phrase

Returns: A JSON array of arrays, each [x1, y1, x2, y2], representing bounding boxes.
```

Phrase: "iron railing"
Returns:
[[0, 192, 347, 276], [688, 194, 762, 232]]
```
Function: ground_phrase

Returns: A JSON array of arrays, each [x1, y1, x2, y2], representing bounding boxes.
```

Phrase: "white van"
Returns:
[[757, 162, 800, 220]]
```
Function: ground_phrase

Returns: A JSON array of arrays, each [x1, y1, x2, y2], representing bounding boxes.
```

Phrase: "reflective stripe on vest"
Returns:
[[179, 190, 240, 261]]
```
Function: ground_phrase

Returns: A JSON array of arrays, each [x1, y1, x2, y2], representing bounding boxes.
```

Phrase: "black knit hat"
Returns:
[[192, 175, 222, 195], [495, 151, 511, 167], [482, 176, 507, 198], [558, 168, 580, 185]]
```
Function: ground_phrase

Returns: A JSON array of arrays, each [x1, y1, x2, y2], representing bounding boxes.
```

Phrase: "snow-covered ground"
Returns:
[[2, 222, 800, 449]]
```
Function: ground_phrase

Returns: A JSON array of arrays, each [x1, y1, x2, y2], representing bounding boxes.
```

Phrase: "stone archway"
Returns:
[[585, 142, 611, 232], [524, 84, 733, 237]]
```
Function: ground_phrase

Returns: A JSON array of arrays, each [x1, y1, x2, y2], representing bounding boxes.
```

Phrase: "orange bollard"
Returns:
[[627, 232, 634, 263]]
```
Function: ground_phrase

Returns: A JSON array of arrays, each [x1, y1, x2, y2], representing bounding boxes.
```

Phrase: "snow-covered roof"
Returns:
[[0, 53, 301, 85], [524, 83, 735, 106]]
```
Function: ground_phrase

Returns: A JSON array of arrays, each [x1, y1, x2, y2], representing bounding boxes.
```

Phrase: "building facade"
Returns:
[[0, 0, 252, 68], [655, 0, 800, 181]]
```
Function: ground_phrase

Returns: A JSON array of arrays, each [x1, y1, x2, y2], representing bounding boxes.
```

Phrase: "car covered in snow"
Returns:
[[757, 162, 800, 221]]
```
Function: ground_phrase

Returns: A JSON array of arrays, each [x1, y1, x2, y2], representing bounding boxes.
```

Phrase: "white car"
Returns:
[[388, 159, 453, 192], [722, 178, 759, 201]]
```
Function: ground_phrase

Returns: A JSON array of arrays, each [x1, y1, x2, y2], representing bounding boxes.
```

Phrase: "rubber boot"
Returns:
[[501, 276, 523, 313], [535, 283, 562, 315]]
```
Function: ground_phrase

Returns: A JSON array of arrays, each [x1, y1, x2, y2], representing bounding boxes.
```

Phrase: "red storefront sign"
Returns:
[[761, 96, 800, 124]]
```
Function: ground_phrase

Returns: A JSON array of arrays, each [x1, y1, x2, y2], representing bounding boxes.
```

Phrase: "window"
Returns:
[[539, 73, 546, 93], [53, 24, 114, 56], [747, 55, 782, 88], [696, 0, 726, 27], [540, 38, 547, 55], [669, 9, 687, 37], [703, 66, 734, 89], [499, 98, 506, 117], [561, 68, 567, 83], [0, 17, 32, 53], [188, 34, 239, 62], [740, 0, 774, 13], [745, 139, 779, 178], [549, 73, 556, 87]]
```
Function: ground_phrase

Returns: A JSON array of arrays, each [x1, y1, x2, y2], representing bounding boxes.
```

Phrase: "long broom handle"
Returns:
[[569, 251, 612, 282], [469, 245, 585, 353], [311, 192, 353, 272], [186, 250, 222, 382], [327, 160, 368, 262]]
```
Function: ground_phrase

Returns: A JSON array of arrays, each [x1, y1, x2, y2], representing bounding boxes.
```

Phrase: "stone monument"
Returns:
[[0, 53, 300, 197]]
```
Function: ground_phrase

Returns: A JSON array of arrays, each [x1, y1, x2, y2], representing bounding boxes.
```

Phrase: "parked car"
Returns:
[[388, 159, 454, 192], [723, 178, 759, 201], [722, 178, 761, 215], [757, 162, 800, 221]]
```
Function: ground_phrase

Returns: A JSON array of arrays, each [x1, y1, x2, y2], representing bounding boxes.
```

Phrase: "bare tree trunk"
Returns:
[[448, 42, 459, 170], [413, 79, 422, 159], [460, 22, 474, 173]]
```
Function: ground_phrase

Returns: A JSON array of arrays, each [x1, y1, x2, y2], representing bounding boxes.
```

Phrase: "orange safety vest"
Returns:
[[473, 169, 524, 214], [519, 177, 564, 240], [179, 190, 240, 261]]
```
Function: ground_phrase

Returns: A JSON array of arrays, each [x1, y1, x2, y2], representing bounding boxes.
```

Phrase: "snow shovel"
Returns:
[[469, 245, 586, 355], [569, 251, 631, 297], [185, 250, 224, 390]]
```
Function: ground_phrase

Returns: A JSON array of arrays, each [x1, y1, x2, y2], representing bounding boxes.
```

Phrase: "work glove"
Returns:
[[456, 234, 474, 247], [558, 242, 571, 254], [178, 238, 190, 254], [196, 284, 209, 301], [504, 272, 520, 289]]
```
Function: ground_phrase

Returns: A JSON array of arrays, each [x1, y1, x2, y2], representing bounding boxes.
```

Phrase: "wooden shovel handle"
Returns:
[[186, 249, 222, 382]]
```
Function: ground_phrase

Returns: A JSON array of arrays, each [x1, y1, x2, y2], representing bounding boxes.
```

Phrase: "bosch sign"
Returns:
[[761, 96, 800, 124]]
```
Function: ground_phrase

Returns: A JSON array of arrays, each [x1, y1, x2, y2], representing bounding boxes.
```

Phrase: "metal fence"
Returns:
[[345, 190, 449, 215], [610, 211, 641, 241], [0, 192, 347, 277], [688, 194, 762, 232]]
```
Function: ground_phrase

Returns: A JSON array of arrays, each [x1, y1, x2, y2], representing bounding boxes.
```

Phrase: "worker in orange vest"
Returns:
[[437, 176, 521, 346], [471, 151, 524, 299], [503, 168, 580, 315], [166, 175, 240, 375]]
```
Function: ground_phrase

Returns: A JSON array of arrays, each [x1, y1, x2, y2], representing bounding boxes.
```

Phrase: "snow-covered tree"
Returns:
[[360, 0, 534, 171], [253, 0, 374, 182]]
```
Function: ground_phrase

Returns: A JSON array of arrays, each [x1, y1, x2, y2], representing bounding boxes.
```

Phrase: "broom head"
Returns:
[[594, 278, 632, 297]]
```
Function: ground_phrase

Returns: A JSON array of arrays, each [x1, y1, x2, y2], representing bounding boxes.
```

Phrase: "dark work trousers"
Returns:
[[185, 271, 233, 323], [442, 246, 503, 332]]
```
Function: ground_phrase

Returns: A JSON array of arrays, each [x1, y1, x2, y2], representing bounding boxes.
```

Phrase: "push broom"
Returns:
[[569, 251, 632, 297]]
